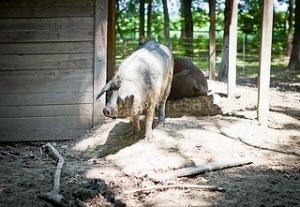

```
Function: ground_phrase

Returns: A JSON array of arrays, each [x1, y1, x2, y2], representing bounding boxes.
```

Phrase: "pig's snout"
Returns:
[[103, 107, 116, 119], [103, 107, 110, 116]]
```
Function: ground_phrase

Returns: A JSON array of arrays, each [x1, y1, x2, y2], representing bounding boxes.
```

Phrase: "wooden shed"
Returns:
[[0, 0, 113, 141]]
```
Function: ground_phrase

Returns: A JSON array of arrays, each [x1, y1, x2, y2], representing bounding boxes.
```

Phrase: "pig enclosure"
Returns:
[[0, 0, 299, 206], [1, 80, 299, 207]]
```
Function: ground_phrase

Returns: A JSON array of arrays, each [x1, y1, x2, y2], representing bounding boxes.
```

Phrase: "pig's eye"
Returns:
[[117, 97, 126, 107], [125, 95, 134, 103]]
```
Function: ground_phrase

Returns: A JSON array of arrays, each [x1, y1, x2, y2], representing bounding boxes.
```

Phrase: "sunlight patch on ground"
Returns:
[[73, 119, 129, 151], [86, 166, 121, 179], [106, 139, 195, 177]]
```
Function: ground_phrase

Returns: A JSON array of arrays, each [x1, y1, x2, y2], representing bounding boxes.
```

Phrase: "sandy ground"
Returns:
[[0, 80, 299, 207]]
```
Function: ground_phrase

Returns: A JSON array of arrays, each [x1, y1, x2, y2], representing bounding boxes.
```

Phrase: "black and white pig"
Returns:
[[96, 42, 174, 141]]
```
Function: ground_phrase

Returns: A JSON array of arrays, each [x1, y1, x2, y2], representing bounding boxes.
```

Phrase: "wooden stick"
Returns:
[[0, 150, 20, 158], [125, 184, 225, 194], [39, 143, 65, 206], [151, 160, 253, 181]]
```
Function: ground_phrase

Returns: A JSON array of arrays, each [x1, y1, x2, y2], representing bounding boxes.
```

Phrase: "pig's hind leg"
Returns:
[[158, 103, 166, 125], [158, 76, 172, 125], [145, 106, 155, 142]]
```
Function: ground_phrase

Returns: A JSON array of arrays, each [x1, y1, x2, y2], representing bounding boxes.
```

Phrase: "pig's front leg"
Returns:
[[132, 114, 140, 139], [144, 106, 155, 142]]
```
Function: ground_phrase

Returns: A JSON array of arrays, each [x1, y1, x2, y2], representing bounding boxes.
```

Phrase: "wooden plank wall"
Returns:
[[0, 0, 96, 141]]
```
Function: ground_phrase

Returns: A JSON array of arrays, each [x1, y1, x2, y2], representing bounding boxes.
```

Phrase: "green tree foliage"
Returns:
[[238, 0, 291, 54], [116, 0, 293, 72], [288, 0, 300, 70]]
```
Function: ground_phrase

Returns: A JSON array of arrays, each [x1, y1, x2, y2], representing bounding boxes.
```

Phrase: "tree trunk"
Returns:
[[218, 0, 232, 81], [288, 0, 300, 70], [162, 0, 171, 48], [180, 0, 193, 55], [209, 0, 216, 80], [286, 0, 294, 57], [139, 0, 145, 45], [147, 0, 152, 40]]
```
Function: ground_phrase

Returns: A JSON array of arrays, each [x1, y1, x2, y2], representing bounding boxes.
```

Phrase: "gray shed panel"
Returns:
[[0, 0, 107, 141]]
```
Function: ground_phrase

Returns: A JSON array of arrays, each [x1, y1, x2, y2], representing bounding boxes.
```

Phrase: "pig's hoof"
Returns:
[[158, 121, 165, 127], [145, 135, 154, 142], [158, 117, 165, 126]]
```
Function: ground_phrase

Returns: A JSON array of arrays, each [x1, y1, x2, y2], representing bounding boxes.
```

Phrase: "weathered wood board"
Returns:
[[0, 7, 94, 18], [0, 92, 93, 106], [0, 30, 93, 42], [0, 42, 93, 55], [0, 54, 93, 70], [0, 0, 108, 141], [0, 0, 95, 7], [0, 104, 93, 118], [0, 17, 94, 30]]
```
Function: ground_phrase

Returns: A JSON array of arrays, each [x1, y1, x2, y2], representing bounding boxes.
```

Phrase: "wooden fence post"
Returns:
[[93, 0, 108, 126], [227, 0, 238, 98], [107, 0, 116, 82], [209, 0, 216, 80], [257, 0, 274, 124]]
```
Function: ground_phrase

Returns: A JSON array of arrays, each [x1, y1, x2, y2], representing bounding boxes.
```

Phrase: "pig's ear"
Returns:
[[96, 81, 113, 100]]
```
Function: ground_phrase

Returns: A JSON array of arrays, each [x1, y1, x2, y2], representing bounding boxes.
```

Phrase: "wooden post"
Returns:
[[227, 0, 238, 98], [93, 0, 108, 126], [209, 0, 216, 80], [257, 0, 274, 124], [107, 0, 116, 82]]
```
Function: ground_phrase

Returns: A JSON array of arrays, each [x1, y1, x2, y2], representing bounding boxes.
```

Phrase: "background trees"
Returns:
[[139, 0, 145, 44], [115, 0, 299, 79], [180, 0, 193, 54], [162, 0, 171, 48], [288, 0, 300, 70]]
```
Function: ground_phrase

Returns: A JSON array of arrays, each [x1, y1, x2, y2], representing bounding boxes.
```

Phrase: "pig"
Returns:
[[169, 58, 208, 100], [96, 41, 174, 141], [173, 57, 194, 74]]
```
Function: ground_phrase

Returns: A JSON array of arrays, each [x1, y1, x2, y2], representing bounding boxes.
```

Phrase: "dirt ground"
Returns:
[[0, 80, 299, 207]]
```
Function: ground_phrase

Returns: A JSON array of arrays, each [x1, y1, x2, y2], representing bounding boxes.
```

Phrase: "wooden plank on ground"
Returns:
[[93, 0, 108, 126], [0, 7, 94, 18], [257, 0, 274, 124], [0, 92, 93, 106], [0, 42, 93, 55], [151, 161, 253, 181], [0, 54, 93, 70], [0, 78, 93, 94], [0, 30, 93, 42], [0, 104, 92, 118], [0, 17, 93, 30], [0, 0, 94, 8]]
